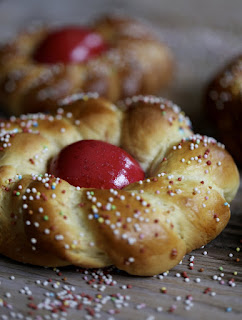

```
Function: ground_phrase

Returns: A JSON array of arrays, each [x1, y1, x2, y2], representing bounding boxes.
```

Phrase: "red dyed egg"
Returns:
[[49, 140, 145, 189], [33, 27, 108, 64]]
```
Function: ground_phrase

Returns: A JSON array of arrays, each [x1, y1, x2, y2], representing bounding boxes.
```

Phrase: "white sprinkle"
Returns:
[[66, 112, 72, 118], [55, 235, 64, 241], [128, 238, 136, 245], [92, 207, 98, 214]]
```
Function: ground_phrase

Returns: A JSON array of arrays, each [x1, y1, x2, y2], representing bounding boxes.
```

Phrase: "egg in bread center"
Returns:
[[49, 139, 145, 189], [33, 27, 109, 64]]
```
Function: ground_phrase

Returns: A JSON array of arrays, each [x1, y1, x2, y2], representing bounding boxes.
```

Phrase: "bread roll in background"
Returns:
[[205, 55, 242, 166]]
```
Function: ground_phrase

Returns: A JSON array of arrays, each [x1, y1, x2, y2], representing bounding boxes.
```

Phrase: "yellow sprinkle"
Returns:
[[64, 301, 69, 306], [83, 96, 88, 101], [236, 247, 240, 252], [71, 244, 76, 249], [97, 294, 102, 299], [234, 271, 238, 276], [187, 161, 191, 164], [98, 217, 104, 223]]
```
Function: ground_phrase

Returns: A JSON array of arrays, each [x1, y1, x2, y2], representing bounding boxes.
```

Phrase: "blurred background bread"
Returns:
[[0, 15, 173, 115], [205, 55, 242, 166], [0, 0, 242, 124], [0, 0, 242, 165]]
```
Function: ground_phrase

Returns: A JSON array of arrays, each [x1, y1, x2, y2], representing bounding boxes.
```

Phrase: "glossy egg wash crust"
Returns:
[[0, 94, 239, 276], [0, 15, 173, 116]]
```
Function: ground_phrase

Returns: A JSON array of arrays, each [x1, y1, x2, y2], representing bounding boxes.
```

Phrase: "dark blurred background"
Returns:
[[0, 0, 242, 133]]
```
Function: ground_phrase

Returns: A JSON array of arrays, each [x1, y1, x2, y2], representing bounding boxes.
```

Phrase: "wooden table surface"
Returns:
[[0, 1, 242, 319]]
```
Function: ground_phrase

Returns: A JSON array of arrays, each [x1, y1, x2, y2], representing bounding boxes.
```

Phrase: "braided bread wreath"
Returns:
[[0, 15, 173, 116], [0, 94, 239, 276]]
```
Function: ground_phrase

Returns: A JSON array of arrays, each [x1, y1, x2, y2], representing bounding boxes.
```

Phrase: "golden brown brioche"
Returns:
[[0, 16, 173, 116], [205, 55, 242, 166], [0, 94, 239, 276]]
